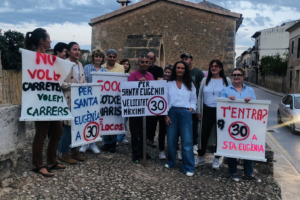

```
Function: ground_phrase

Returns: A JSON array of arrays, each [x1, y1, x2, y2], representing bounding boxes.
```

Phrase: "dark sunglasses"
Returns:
[[140, 61, 149, 64], [139, 55, 149, 59], [210, 65, 221, 68], [232, 74, 243, 77], [165, 65, 173, 70], [108, 55, 116, 59]]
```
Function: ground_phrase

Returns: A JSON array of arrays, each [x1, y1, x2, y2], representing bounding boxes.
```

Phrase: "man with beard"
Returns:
[[128, 55, 154, 162], [181, 53, 204, 160], [146, 52, 164, 148]]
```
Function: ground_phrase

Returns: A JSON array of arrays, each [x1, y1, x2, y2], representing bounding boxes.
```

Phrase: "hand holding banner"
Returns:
[[19, 48, 74, 121], [214, 97, 271, 162]]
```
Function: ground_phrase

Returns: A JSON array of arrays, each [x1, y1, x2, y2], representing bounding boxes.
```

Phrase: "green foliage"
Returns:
[[0, 30, 24, 71], [258, 53, 288, 76], [79, 57, 90, 67]]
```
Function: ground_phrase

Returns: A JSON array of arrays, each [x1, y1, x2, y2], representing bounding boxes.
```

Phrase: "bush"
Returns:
[[258, 53, 288, 76], [0, 30, 24, 71]]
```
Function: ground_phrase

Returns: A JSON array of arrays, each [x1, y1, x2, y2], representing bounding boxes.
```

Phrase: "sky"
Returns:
[[0, 0, 299, 56]]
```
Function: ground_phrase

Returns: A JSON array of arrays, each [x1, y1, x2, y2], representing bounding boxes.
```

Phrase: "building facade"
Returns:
[[89, 0, 242, 72], [286, 21, 300, 94]]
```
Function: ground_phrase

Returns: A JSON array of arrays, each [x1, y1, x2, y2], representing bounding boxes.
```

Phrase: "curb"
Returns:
[[244, 81, 285, 97]]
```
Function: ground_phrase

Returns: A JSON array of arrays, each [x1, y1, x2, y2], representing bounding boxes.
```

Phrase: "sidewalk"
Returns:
[[245, 81, 300, 200]]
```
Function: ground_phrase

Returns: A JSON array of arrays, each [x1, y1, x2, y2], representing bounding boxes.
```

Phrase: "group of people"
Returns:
[[24, 28, 261, 183]]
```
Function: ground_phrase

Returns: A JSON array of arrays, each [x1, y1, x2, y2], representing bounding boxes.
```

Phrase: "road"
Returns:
[[253, 86, 300, 174]]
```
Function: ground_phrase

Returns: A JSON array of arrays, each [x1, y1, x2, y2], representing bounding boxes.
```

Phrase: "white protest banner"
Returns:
[[214, 98, 271, 162], [91, 72, 129, 135], [121, 80, 168, 117], [70, 83, 102, 148], [19, 48, 73, 121]]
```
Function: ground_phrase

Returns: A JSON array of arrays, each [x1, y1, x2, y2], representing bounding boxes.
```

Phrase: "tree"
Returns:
[[0, 30, 24, 71], [258, 53, 288, 76]]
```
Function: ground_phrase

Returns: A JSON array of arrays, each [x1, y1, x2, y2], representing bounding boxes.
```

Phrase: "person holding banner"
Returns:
[[128, 55, 154, 162], [220, 68, 261, 182], [196, 60, 231, 169], [58, 42, 87, 164], [79, 49, 108, 153], [116, 59, 131, 145], [165, 61, 196, 177], [24, 28, 65, 177]]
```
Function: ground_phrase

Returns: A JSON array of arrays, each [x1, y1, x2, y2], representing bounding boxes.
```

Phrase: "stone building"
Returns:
[[286, 21, 300, 93], [89, 0, 243, 72]]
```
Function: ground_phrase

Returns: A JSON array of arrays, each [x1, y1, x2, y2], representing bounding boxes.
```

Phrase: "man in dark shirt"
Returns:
[[181, 53, 204, 156], [146, 52, 164, 148]]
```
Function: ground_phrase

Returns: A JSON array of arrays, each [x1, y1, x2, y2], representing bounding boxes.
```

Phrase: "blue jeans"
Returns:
[[117, 117, 128, 141], [228, 158, 253, 176], [58, 125, 75, 153], [103, 135, 118, 144], [166, 107, 195, 173]]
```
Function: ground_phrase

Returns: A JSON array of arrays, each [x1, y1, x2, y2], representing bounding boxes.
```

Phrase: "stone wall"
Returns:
[[257, 74, 286, 93], [92, 1, 236, 71], [286, 35, 300, 94]]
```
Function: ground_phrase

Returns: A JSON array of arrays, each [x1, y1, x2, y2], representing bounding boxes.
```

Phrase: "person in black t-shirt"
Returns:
[[181, 53, 204, 158], [146, 52, 164, 148]]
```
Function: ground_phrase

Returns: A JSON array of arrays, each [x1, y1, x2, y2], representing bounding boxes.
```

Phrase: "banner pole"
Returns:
[[143, 116, 147, 167]]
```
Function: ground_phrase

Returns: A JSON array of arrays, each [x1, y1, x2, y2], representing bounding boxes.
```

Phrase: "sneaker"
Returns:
[[132, 156, 140, 163], [164, 164, 170, 168], [193, 145, 198, 155], [244, 175, 261, 183], [89, 143, 100, 154], [230, 174, 240, 182], [212, 158, 220, 170], [158, 151, 166, 160], [79, 144, 89, 153], [186, 172, 194, 177], [195, 156, 205, 167], [176, 151, 182, 161], [122, 139, 129, 145], [99, 136, 103, 142], [147, 139, 156, 148], [109, 143, 117, 153]]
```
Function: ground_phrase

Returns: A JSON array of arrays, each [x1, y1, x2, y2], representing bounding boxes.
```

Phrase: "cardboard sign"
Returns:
[[214, 98, 271, 162], [70, 83, 102, 148], [121, 80, 168, 117], [19, 48, 73, 121], [91, 72, 129, 135]]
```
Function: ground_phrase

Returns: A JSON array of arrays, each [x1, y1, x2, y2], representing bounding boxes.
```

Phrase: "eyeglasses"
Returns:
[[165, 65, 173, 70], [140, 61, 149, 64], [139, 55, 149, 59], [108, 56, 116, 59], [232, 74, 243, 77], [210, 65, 221, 68]]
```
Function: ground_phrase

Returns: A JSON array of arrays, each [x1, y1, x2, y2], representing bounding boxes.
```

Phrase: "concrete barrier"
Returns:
[[0, 105, 26, 187]]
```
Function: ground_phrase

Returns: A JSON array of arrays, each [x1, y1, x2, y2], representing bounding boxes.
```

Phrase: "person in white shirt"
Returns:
[[165, 61, 196, 177], [196, 60, 231, 169]]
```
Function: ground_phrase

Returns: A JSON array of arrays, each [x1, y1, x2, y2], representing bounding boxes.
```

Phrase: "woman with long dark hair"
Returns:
[[165, 61, 196, 176], [58, 42, 86, 164], [24, 28, 65, 177], [195, 59, 231, 169]]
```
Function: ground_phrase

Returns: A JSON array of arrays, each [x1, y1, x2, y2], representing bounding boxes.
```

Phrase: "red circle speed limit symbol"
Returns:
[[147, 96, 167, 115], [228, 121, 250, 141], [83, 122, 100, 141]]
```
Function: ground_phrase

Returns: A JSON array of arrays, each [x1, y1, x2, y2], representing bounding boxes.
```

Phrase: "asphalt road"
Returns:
[[252, 86, 300, 174]]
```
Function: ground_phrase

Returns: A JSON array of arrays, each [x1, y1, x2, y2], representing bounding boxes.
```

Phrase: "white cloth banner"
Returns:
[[70, 83, 102, 148], [214, 98, 271, 162], [91, 72, 129, 135], [121, 81, 168, 117], [19, 48, 73, 121]]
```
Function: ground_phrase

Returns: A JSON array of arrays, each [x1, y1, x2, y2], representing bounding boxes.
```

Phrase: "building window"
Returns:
[[298, 38, 300, 59], [292, 41, 294, 54]]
